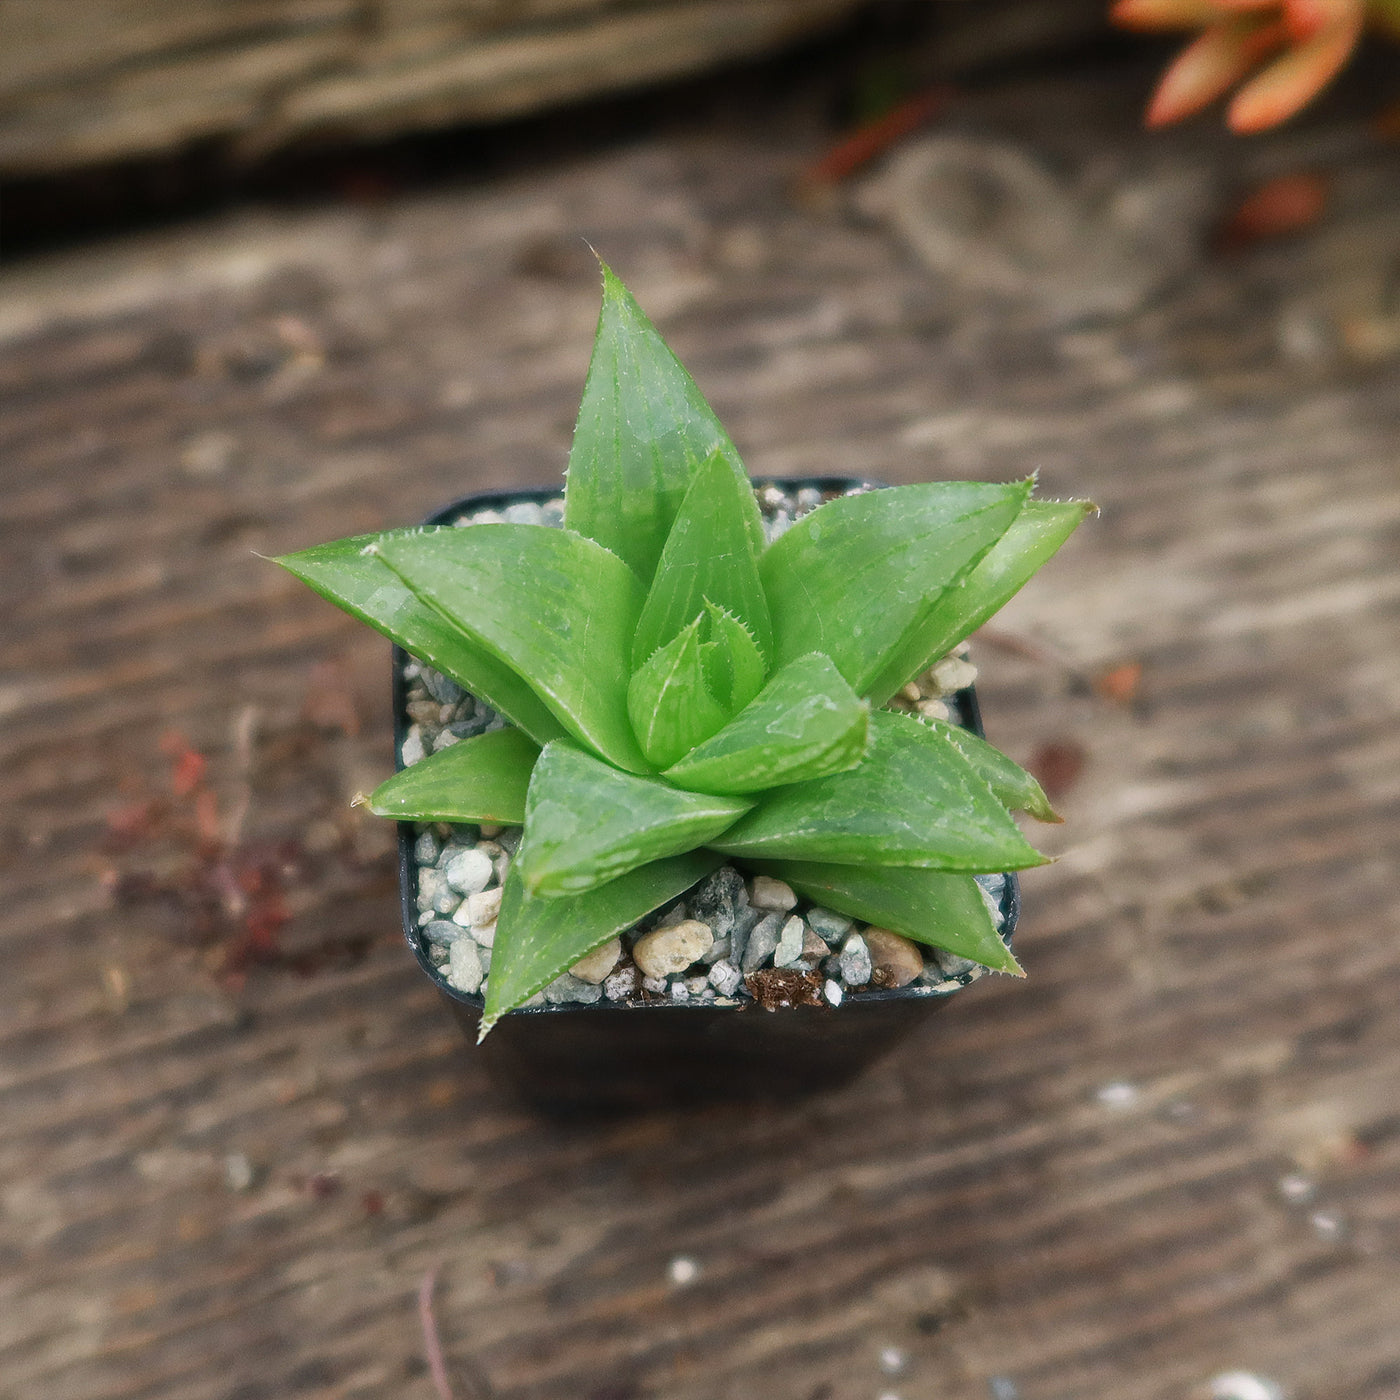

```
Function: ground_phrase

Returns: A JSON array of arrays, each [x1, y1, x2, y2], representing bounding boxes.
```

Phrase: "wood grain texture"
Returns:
[[2, 68, 1399, 1400]]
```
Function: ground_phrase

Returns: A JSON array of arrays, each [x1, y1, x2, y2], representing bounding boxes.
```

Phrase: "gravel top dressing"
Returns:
[[399, 483, 1012, 1016]]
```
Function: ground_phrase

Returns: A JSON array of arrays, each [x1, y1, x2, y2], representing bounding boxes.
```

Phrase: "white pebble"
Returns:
[[400, 728, 425, 766], [668, 1256, 700, 1286], [824, 979, 844, 1007], [471, 920, 497, 949], [708, 960, 743, 997], [773, 915, 806, 967], [1096, 1081, 1139, 1108], [464, 887, 503, 926], [749, 876, 797, 911], [570, 938, 621, 985], [878, 1345, 906, 1375], [931, 656, 978, 693], [1277, 1173, 1315, 1204], [1210, 1373, 1285, 1400], [641, 975, 667, 994], [443, 848, 494, 895], [633, 920, 714, 978], [447, 940, 483, 994]]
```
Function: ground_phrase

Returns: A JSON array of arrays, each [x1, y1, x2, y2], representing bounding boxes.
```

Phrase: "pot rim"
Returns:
[[394, 477, 1021, 1019]]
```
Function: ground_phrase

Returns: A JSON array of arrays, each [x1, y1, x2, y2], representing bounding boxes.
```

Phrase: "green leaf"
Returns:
[[563, 263, 760, 584], [368, 727, 540, 824], [480, 850, 724, 1036], [273, 532, 567, 746], [760, 481, 1030, 696], [698, 601, 766, 715], [631, 449, 770, 667], [627, 617, 731, 769], [755, 860, 1022, 975], [663, 652, 869, 795], [375, 524, 649, 773], [865, 498, 1095, 706], [711, 710, 1049, 872], [930, 719, 1060, 822], [515, 740, 751, 896]]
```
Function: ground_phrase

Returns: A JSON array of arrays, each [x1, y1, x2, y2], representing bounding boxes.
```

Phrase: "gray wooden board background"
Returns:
[[2, 69, 1399, 1400]]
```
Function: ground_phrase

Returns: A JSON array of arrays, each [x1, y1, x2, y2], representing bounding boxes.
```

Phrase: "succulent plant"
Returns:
[[1112, 0, 1400, 132], [275, 265, 1092, 1035]]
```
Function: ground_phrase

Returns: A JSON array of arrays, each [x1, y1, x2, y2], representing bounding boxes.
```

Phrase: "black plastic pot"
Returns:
[[394, 481, 1020, 1114]]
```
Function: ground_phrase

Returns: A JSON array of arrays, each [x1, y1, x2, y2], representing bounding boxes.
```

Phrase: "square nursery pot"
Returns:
[[395, 481, 1021, 1114]]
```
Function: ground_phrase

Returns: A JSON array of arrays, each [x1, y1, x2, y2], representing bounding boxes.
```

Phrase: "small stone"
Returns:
[[400, 728, 425, 766], [795, 486, 823, 511], [799, 928, 828, 967], [685, 974, 709, 995], [750, 875, 797, 911], [431, 729, 460, 752], [879, 1346, 907, 1375], [669, 982, 691, 1002], [700, 935, 730, 965], [839, 933, 873, 987], [1096, 1081, 1138, 1108], [470, 920, 496, 950], [740, 913, 783, 972], [477, 821, 500, 837], [443, 847, 494, 895], [806, 906, 853, 944], [542, 973, 602, 1005], [864, 927, 924, 988], [900, 681, 923, 702], [1209, 1374, 1284, 1400], [423, 920, 465, 946], [496, 827, 523, 855], [641, 975, 668, 994], [633, 920, 714, 979], [933, 948, 981, 979], [689, 866, 748, 937], [604, 963, 641, 1000], [930, 656, 978, 694], [421, 669, 465, 705], [917, 698, 951, 722], [707, 960, 743, 996], [570, 937, 621, 984], [668, 1255, 700, 1286], [464, 887, 503, 927], [415, 868, 450, 914], [727, 904, 763, 968], [447, 940, 483, 994], [824, 978, 844, 1007], [774, 915, 807, 967], [224, 1153, 255, 1192], [502, 501, 547, 525], [413, 829, 442, 865]]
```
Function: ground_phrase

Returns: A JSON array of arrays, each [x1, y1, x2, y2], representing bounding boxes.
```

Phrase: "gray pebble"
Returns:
[[416, 868, 448, 913], [604, 964, 640, 1001], [443, 847, 494, 895], [805, 905, 853, 944], [447, 940, 484, 994], [542, 973, 602, 1005], [773, 915, 807, 968], [496, 827, 523, 855], [421, 669, 465, 705], [431, 729, 459, 752], [688, 866, 748, 938], [414, 829, 441, 865], [740, 913, 783, 973], [700, 935, 730, 965], [707, 960, 743, 996], [423, 920, 466, 946], [727, 903, 763, 969], [933, 948, 981, 979], [838, 933, 872, 986]]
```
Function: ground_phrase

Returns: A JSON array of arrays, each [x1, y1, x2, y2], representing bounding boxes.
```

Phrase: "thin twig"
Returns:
[[222, 704, 260, 849], [419, 1268, 455, 1400]]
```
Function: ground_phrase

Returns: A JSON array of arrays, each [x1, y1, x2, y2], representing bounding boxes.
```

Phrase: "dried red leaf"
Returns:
[[1217, 171, 1330, 249], [1028, 740, 1088, 800], [170, 746, 207, 796], [1093, 661, 1144, 705], [801, 87, 953, 187]]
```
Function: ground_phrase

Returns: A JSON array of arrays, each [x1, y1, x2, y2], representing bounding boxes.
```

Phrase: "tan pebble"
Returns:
[[465, 887, 503, 927], [570, 937, 622, 985], [863, 927, 925, 988], [917, 698, 951, 722], [931, 656, 978, 694], [900, 681, 923, 702], [633, 920, 713, 979], [749, 876, 797, 911], [800, 928, 828, 966]]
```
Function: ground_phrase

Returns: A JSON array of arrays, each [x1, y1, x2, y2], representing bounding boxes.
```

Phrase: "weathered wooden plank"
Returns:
[[2, 63, 1399, 1400]]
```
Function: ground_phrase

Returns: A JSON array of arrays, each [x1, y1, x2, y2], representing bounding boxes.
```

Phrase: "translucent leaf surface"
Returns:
[[760, 481, 1030, 696], [865, 498, 1095, 705], [480, 850, 723, 1035], [631, 449, 770, 667], [563, 264, 760, 583], [368, 727, 540, 824], [515, 740, 751, 896], [375, 524, 648, 773], [273, 533, 567, 746], [663, 652, 869, 795], [627, 618, 730, 770], [929, 719, 1060, 822], [756, 860, 1021, 974], [712, 710, 1049, 872]]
